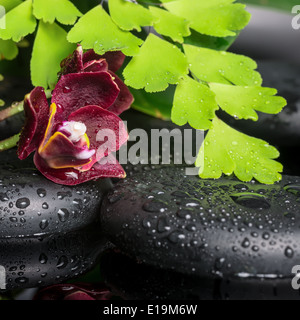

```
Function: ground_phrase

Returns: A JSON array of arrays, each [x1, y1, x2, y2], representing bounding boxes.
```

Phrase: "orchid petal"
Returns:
[[108, 71, 134, 115], [51, 72, 120, 121], [18, 87, 49, 160], [39, 131, 94, 169], [59, 45, 84, 76], [34, 283, 114, 300], [83, 50, 125, 73], [64, 292, 95, 301], [68, 105, 128, 151], [34, 152, 126, 185], [83, 59, 108, 73], [68, 105, 128, 172], [38, 103, 58, 152]]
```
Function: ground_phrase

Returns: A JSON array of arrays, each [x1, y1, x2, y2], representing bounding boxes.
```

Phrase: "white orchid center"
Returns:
[[61, 121, 87, 143]]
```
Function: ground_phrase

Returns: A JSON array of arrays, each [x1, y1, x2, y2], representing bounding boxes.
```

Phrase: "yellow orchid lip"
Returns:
[[38, 103, 57, 155], [38, 103, 95, 170]]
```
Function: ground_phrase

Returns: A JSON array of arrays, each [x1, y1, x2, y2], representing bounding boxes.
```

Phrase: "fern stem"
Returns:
[[0, 133, 20, 152], [0, 89, 52, 122], [0, 101, 24, 122]]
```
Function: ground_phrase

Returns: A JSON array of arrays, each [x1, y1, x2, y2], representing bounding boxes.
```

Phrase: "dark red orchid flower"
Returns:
[[17, 46, 132, 185], [34, 283, 116, 300]]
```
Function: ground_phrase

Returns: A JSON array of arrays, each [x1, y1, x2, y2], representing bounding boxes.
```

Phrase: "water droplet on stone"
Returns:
[[9, 266, 17, 272], [262, 232, 270, 240], [16, 197, 30, 209], [57, 191, 72, 200], [143, 200, 165, 212], [215, 258, 226, 270], [39, 219, 49, 230], [171, 191, 188, 198], [284, 184, 300, 197], [0, 192, 9, 202], [241, 238, 250, 248], [177, 209, 192, 220], [142, 217, 152, 229], [157, 217, 171, 233], [186, 224, 197, 232], [58, 208, 70, 222], [15, 277, 29, 284], [39, 253, 48, 264], [234, 184, 249, 191], [57, 256, 68, 269], [37, 188, 46, 198], [231, 193, 270, 209], [285, 246, 294, 258], [42, 202, 49, 210], [168, 231, 185, 244], [107, 193, 123, 204]]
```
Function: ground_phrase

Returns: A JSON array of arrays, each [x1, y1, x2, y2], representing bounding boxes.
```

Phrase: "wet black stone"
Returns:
[[0, 223, 112, 291], [101, 251, 300, 300], [0, 149, 112, 238], [101, 166, 300, 280]]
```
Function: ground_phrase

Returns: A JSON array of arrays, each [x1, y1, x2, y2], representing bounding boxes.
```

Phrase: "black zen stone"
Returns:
[[0, 149, 112, 238], [0, 223, 113, 291], [101, 166, 300, 282], [100, 251, 300, 300]]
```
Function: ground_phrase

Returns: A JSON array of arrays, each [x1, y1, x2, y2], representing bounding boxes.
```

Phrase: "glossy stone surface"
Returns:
[[0, 150, 114, 291], [0, 223, 112, 291], [101, 251, 300, 300], [101, 165, 300, 279], [0, 149, 112, 238]]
